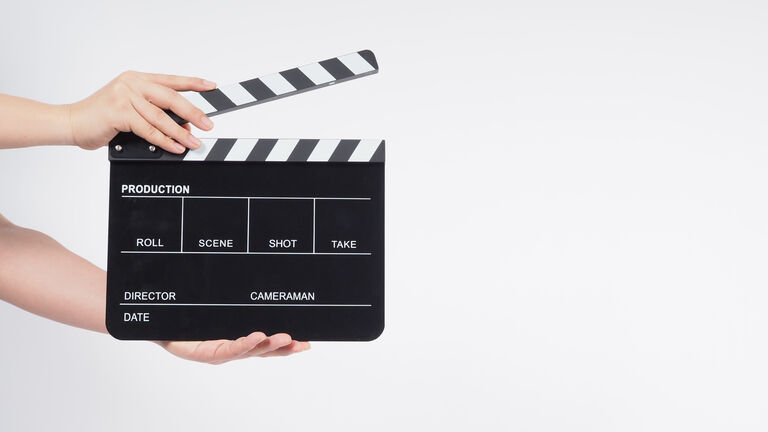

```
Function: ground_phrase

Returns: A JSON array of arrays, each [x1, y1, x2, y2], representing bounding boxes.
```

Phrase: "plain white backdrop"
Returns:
[[1, 1, 768, 430]]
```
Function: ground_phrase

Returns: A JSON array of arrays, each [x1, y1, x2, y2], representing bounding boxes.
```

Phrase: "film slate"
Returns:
[[106, 50, 384, 341]]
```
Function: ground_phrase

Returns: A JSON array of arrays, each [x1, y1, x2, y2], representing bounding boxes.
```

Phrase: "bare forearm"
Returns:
[[0, 71, 312, 362], [0, 216, 106, 333], [0, 94, 74, 149]]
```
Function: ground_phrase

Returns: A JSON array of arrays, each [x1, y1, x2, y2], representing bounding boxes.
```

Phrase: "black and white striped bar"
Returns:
[[109, 50, 380, 160], [180, 50, 378, 118], [162, 138, 384, 162]]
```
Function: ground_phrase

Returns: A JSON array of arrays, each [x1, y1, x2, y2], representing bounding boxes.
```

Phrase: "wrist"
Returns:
[[60, 103, 77, 147], [62, 101, 89, 148]]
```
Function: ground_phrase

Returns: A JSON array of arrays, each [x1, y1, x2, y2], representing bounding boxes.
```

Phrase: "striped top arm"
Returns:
[[184, 50, 378, 118], [109, 50, 383, 162], [177, 138, 384, 163]]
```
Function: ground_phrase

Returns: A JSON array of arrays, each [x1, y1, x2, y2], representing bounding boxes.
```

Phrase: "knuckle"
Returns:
[[159, 84, 175, 95], [173, 126, 188, 140], [117, 70, 136, 82], [145, 128, 170, 146], [165, 87, 183, 103], [151, 108, 167, 125], [171, 91, 188, 106], [111, 80, 129, 95]]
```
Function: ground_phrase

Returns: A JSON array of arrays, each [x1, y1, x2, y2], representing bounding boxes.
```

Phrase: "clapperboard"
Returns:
[[106, 50, 384, 341]]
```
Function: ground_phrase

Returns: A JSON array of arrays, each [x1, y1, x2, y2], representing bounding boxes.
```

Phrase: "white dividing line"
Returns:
[[312, 198, 316, 254], [119, 303, 372, 307], [246, 197, 250, 253], [180, 197, 185, 252], [122, 195, 370, 200], [121, 251, 371, 255]]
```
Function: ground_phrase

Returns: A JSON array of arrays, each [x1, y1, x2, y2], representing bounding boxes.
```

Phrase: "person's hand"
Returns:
[[67, 71, 217, 153], [156, 332, 311, 365]]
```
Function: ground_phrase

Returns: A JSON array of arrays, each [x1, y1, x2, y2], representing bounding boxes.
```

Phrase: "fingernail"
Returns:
[[189, 135, 202, 148], [175, 143, 186, 153], [203, 79, 216, 89], [200, 116, 214, 130]]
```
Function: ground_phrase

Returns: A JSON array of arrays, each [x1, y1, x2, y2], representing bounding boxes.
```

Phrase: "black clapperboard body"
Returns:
[[106, 50, 384, 341]]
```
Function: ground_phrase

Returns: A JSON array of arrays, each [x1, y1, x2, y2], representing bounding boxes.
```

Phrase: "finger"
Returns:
[[140, 72, 216, 92], [259, 341, 311, 358], [210, 332, 268, 364], [126, 109, 185, 154], [243, 333, 293, 357], [182, 123, 192, 132], [132, 95, 201, 149], [135, 81, 214, 132]]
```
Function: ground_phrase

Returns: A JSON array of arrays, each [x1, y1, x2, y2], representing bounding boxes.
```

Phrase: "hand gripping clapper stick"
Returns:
[[106, 50, 384, 341]]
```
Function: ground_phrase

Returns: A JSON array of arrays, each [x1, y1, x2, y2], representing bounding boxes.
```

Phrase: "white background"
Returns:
[[1, 1, 768, 430]]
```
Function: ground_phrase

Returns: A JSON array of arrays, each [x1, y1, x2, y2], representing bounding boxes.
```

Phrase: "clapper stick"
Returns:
[[109, 50, 380, 161]]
